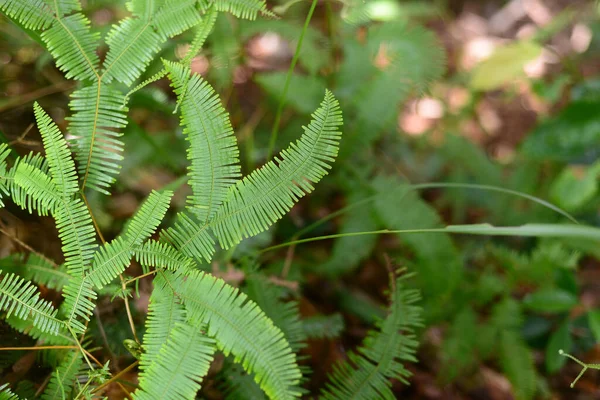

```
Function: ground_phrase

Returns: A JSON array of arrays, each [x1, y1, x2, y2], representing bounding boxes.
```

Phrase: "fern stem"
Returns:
[[68, 326, 95, 370], [124, 270, 157, 285], [121, 275, 140, 343], [91, 360, 139, 394], [265, 0, 319, 160]]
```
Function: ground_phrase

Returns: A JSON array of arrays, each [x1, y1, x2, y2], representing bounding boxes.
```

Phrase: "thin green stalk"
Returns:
[[266, 0, 319, 160]]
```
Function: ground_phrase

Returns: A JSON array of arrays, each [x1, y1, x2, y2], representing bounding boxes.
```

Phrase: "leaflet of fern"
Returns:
[[135, 322, 216, 400], [161, 212, 215, 262], [124, 190, 174, 247], [42, 351, 82, 400], [128, 0, 166, 20], [14, 163, 61, 212], [164, 270, 302, 399], [321, 277, 422, 400], [0, 0, 53, 30], [33, 103, 78, 196], [86, 238, 132, 289], [41, 13, 100, 81], [211, 90, 342, 249], [101, 18, 162, 86], [134, 240, 195, 272], [153, 0, 202, 39], [164, 61, 241, 223], [3, 153, 51, 215], [0, 272, 63, 335], [51, 0, 81, 16], [201, 0, 274, 19], [68, 83, 128, 193], [0, 253, 69, 291], [62, 277, 97, 334]]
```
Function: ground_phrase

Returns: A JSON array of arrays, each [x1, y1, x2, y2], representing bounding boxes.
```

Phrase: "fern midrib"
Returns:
[[164, 272, 294, 398], [58, 198, 89, 273], [210, 99, 334, 227], [46, 352, 79, 399], [126, 197, 164, 247], [87, 245, 131, 284], [65, 279, 88, 327], [52, 0, 99, 80], [100, 20, 152, 82], [80, 80, 102, 192]]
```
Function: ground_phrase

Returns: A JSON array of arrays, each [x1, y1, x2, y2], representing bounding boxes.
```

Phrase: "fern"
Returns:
[[153, 0, 202, 39], [0, 272, 63, 334], [0, 253, 70, 291], [0, 0, 53, 30], [0, 383, 19, 400], [161, 270, 303, 399], [42, 351, 83, 400], [61, 276, 97, 334], [200, 0, 274, 19], [124, 190, 174, 247], [211, 90, 343, 249], [134, 240, 195, 272], [321, 275, 422, 399], [1, 152, 51, 215]]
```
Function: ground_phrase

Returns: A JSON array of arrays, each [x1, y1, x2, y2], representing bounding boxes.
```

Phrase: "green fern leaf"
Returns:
[[139, 273, 186, 368], [62, 276, 97, 334], [182, 6, 218, 64], [135, 321, 216, 399], [42, 350, 83, 400], [0, 253, 70, 291], [86, 238, 132, 289], [41, 13, 100, 81], [54, 198, 98, 276], [68, 83, 128, 194], [124, 190, 173, 247], [5, 314, 72, 344], [162, 270, 302, 399], [2, 152, 51, 215], [321, 276, 422, 399], [0, 272, 63, 334], [128, 0, 165, 20], [33, 103, 78, 196], [211, 90, 342, 249], [0, 0, 53, 30], [161, 212, 215, 262], [499, 332, 537, 400], [101, 18, 162, 86], [134, 240, 194, 272], [0, 383, 19, 400], [164, 61, 240, 223], [200, 0, 274, 19], [153, 0, 202, 39], [302, 313, 345, 339], [14, 163, 61, 211], [0, 143, 10, 206]]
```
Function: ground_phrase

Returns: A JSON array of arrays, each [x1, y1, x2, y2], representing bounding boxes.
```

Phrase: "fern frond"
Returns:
[[0, 143, 10, 206], [5, 314, 73, 344], [101, 18, 162, 86], [321, 275, 422, 399], [62, 276, 97, 334], [0, 253, 69, 291], [153, 0, 202, 39], [86, 238, 132, 289], [41, 13, 100, 81], [14, 163, 61, 211], [0, 383, 19, 400], [211, 90, 342, 249], [161, 212, 215, 262], [33, 103, 78, 196], [53, 198, 97, 276], [182, 6, 218, 64], [42, 350, 83, 400], [69, 83, 128, 194], [0, 0, 53, 30], [161, 270, 302, 399], [0, 272, 63, 334], [164, 61, 240, 223], [128, 0, 165, 20], [200, 0, 274, 19], [499, 332, 537, 400], [139, 274, 186, 368], [2, 152, 51, 215], [124, 190, 173, 247], [135, 321, 216, 400], [219, 358, 268, 400], [134, 240, 194, 272]]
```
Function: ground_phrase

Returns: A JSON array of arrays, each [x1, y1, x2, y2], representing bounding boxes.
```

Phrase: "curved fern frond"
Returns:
[[0, 272, 63, 334], [4, 314, 73, 345], [42, 350, 83, 400], [321, 275, 422, 400], [164, 61, 240, 223], [200, 0, 274, 20], [302, 313, 345, 339], [0, 0, 53, 31], [135, 321, 216, 400], [124, 190, 173, 247], [153, 0, 202, 39], [162, 270, 302, 399], [182, 6, 218, 64], [41, 13, 100, 81], [62, 276, 97, 334], [139, 274, 186, 368], [134, 240, 194, 272], [33, 103, 78, 196], [211, 90, 342, 249], [54, 198, 98, 276], [69, 83, 128, 194], [0, 383, 19, 400], [0, 253, 69, 291], [128, 0, 165, 20], [86, 238, 132, 289], [101, 18, 161, 86], [52, 0, 82, 16], [161, 212, 214, 263], [14, 163, 61, 211], [2, 152, 51, 215]]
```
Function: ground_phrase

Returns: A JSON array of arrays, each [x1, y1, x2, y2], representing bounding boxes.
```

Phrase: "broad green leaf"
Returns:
[[550, 162, 600, 211], [523, 289, 578, 314], [545, 320, 572, 373]]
